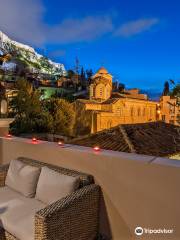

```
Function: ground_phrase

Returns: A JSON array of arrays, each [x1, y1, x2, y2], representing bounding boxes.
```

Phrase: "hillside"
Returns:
[[0, 31, 66, 75]]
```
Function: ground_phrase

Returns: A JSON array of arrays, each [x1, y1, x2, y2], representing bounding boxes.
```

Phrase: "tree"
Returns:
[[67, 70, 75, 79], [80, 67, 86, 88], [162, 81, 170, 96], [10, 78, 52, 134], [171, 84, 180, 99], [44, 98, 75, 136], [86, 69, 93, 84]]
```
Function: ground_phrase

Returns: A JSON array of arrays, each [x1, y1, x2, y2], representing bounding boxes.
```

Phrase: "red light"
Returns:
[[32, 137, 37, 143], [93, 146, 100, 152], [6, 133, 12, 139], [58, 141, 64, 147]]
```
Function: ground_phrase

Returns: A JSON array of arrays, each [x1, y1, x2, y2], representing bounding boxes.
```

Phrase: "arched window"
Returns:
[[95, 83, 104, 99], [149, 108, 152, 117], [105, 85, 111, 99], [117, 107, 123, 116], [107, 120, 112, 128], [137, 108, 141, 116], [130, 107, 134, 116], [106, 88, 109, 99], [143, 108, 146, 116]]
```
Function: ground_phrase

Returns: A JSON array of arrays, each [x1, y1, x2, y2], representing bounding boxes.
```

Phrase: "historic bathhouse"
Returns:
[[75, 67, 158, 135]]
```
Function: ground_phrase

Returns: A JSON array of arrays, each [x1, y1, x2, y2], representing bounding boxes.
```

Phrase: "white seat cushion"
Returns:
[[36, 166, 80, 204], [0, 187, 45, 240], [5, 159, 41, 197]]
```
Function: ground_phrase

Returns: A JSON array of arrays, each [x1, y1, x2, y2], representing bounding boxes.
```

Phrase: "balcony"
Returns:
[[0, 136, 180, 239]]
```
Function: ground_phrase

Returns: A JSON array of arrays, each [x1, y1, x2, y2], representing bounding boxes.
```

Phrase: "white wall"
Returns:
[[0, 137, 180, 240]]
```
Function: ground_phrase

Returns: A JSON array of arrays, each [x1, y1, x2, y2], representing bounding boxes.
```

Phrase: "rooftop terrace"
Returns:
[[0, 136, 180, 239]]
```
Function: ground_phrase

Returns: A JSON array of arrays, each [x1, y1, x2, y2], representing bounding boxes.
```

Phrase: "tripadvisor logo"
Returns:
[[135, 227, 143, 236], [135, 226, 174, 236]]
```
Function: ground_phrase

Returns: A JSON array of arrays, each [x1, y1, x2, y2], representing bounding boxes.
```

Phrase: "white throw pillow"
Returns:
[[5, 159, 41, 198], [35, 166, 80, 204]]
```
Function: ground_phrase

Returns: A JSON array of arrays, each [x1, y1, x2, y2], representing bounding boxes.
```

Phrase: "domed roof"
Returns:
[[97, 67, 108, 74]]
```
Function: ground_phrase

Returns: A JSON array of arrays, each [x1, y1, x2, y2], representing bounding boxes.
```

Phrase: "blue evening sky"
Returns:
[[1, 0, 180, 91]]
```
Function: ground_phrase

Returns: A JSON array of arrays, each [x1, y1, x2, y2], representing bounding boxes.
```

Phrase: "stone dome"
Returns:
[[97, 67, 108, 74]]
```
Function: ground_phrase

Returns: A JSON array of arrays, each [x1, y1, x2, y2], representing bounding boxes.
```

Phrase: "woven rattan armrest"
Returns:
[[0, 164, 9, 187], [35, 184, 101, 240]]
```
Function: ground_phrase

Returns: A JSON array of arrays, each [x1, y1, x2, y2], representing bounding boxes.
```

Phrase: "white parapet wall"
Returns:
[[0, 137, 180, 240], [0, 118, 14, 136]]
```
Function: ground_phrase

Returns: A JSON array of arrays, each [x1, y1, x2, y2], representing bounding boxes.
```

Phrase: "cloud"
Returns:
[[0, 0, 159, 47], [48, 16, 113, 44], [0, 0, 46, 46], [0, 0, 113, 46], [114, 18, 159, 37]]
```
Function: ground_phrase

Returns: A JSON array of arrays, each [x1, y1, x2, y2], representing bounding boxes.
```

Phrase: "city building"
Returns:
[[159, 95, 180, 125], [75, 67, 158, 135]]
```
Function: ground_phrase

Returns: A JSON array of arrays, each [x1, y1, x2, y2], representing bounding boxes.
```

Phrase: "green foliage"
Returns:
[[44, 98, 75, 136], [10, 79, 76, 136], [171, 83, 180, 100], [10, 78, 53, 135], [39, 57, 53, 73], [162, 81, 170, 96], [10, 78, 41, 117], [67, 69, 75, 78]]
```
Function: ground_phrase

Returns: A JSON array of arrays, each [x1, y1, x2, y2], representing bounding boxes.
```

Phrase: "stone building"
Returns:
[[75, 67, 158, 135], [159, 96, 179, 125]]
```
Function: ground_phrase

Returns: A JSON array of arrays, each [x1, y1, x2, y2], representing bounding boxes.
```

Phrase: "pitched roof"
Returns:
[[102, 98, 120, 104], [69, 122, 180, 157]]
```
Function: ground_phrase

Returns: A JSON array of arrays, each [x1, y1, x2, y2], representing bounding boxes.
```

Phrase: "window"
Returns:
[[137, 108, 141, 116], [143, 108, 146, 116], [99, 88, 103, 96], [149, 108, 152, 117], [116, 107, 123, 116], [106, 88, 110, 99], [107, 120, 112, 128], [130, 107, 134, 116]]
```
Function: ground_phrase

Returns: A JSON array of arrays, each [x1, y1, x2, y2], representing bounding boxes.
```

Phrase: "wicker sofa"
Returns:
[[0, 157, 101, 240]]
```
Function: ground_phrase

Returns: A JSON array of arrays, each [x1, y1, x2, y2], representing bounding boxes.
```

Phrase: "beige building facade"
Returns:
[[159, 96, 179, 125], [75, 67, 158, 134]]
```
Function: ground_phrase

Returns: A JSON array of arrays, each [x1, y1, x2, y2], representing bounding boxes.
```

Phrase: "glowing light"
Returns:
[[93, 146, 100, 152], [6, 133, 12, 139], [32, 137, 38, 143], [157, 110, 161, 114], [58, 141, 64, 147]]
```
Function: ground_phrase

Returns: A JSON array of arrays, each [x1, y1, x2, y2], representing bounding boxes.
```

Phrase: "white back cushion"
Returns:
[[35, 166, 80, 204], [5, 160, 41, 198]]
